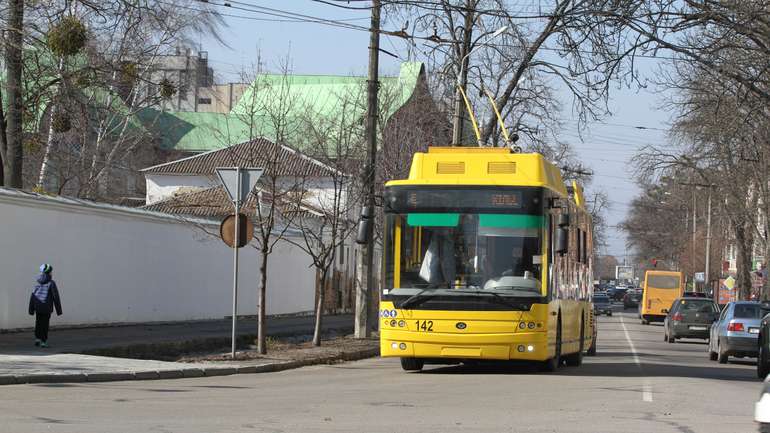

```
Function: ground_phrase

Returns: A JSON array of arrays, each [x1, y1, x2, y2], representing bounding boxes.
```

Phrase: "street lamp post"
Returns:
[[451, 26, 508, 146]]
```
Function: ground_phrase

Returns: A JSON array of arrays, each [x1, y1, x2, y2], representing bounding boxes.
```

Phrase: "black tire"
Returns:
[[667, 331, 676, 344], [400, 357, 424, 371], [607, 312, 613, 317], [565, 320, 585, 367], [587, 332, 597, 356], [709, 350, 718, 361], [759, 341, 770, 379], [542, 316, 562, 372], [718, 341, 729, 364]]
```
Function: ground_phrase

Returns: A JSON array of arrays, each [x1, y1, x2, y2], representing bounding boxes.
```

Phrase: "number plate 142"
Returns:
[[415, 320, 434, 332]]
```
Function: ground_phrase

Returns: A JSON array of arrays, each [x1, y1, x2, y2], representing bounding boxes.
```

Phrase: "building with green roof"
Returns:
[[138, 62, 441, 154]]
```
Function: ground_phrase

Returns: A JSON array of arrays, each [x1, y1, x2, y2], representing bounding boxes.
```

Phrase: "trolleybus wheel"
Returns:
[[586, 330, 597, 356], [400, 357, 424, 372], [541, 316, 562, 372], [565, 320, 584, 367]]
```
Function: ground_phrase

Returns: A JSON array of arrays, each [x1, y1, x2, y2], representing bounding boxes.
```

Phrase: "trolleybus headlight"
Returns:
[[517, 345, 525, 352], [527, 345, 535, 352], [399, 343, 407, 350], [528, 322, 536, 329], [391, 343, 398, 349], [398, 320, 405, 327], [519, 322, 526, 329], [390, 320, 397, 327]]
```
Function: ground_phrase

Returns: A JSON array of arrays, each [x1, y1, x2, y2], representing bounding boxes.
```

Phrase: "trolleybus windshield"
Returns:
[[383, 212, 544, 299]]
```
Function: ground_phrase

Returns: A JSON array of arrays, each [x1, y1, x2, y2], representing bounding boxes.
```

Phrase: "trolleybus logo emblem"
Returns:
[[456, 322, 467, 330]]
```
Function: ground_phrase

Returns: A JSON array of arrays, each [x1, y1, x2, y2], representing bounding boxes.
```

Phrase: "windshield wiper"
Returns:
[[454, 290, 528, 310], [397, 290, 435, 309]]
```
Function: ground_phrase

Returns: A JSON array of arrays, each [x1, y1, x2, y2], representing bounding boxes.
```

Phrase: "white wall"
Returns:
[[145, 174, 215, 205], [0, 189, 316, 330]]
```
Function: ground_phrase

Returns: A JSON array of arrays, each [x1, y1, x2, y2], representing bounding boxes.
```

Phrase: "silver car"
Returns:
[[708, 301, 769, 364]]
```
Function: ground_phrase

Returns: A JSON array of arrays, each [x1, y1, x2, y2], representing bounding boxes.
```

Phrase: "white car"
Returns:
[[755, 376, 770, 432]]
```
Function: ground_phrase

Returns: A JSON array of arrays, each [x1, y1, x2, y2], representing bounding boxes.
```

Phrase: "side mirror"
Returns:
[[555, 227, 568, 255]]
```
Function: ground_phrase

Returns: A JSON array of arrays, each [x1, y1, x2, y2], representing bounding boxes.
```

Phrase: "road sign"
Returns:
[[215, 167, 263, 204], [220, 214, 254, 248], [694, 272, 705, 283], [215, 167, 263, 359]]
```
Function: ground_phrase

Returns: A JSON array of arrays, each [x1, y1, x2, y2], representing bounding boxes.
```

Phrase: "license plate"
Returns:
[[689, 326, 707, 331], [750, 328, 760, 334]]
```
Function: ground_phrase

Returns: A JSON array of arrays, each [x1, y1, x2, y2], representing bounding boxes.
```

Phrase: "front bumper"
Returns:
[[381, 329, 551, 361]]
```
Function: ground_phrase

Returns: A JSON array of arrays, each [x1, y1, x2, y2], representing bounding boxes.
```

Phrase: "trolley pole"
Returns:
[[231, 167, 241, 358]]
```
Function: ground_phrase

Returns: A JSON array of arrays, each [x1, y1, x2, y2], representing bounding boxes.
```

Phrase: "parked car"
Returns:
[[708, 301, 770, 364], [593, 294, 613, 316], [623, 290, 643, 310], [663, 297, 719, 343], [753, 303, 770, 378], [756, 375, 770, 431]]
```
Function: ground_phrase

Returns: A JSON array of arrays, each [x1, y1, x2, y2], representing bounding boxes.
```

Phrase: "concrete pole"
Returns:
[[705, 188, 712, 296], [355, 0, 380, 339], [692, 192, 697, 291]]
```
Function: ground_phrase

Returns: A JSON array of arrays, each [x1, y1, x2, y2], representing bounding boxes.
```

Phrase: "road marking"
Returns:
[[619, 314, 653, 402]]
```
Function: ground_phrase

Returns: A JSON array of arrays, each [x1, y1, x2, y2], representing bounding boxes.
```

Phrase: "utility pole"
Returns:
[[355, 0, 380, 339], [692, 192, 697, 291], [705, 187, 712, 296]]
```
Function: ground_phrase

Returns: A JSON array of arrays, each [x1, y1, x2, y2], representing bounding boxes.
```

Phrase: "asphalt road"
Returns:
[[0, 305, 762, 433]]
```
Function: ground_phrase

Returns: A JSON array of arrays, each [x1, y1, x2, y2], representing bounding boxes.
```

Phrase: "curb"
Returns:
[[0, 347, 380, 386]]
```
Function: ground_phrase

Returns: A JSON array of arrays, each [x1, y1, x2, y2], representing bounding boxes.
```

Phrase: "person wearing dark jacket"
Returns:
[[28, 264, 62, 348]]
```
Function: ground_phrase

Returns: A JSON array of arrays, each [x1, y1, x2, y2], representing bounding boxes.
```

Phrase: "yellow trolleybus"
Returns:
[[640, 270, 683, 324], [379, 147, 596, 371]]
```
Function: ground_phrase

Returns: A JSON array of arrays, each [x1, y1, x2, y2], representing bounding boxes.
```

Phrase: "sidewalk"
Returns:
[[0, 314, 367, 385], [0, 314, 354, 355]]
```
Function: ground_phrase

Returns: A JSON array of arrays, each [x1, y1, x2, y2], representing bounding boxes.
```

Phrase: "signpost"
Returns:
[[215, 167, 263, 358]]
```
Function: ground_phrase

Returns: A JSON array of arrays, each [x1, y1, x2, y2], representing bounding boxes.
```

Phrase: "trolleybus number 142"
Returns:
[[416, 320, 434, 332]]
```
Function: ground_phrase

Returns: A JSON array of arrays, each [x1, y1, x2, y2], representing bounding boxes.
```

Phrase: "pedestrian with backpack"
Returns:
[[28, 264, 62, 348]]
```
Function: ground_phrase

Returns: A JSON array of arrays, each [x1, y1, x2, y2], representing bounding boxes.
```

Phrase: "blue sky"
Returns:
[[198, 1, 673, 260]]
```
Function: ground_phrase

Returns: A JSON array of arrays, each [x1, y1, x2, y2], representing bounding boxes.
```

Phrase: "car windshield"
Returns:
[[733, 304, 770, 319], [384, 212, 544, 297], [647, 274, 679, 289], [678, 299, 718, 313]]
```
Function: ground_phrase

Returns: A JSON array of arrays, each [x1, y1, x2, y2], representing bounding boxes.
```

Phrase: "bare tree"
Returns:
[[1, 0, 224, 197], [1, 0, 25, 187], [288, 88, 365, 346], [386, 0, 649, 151]]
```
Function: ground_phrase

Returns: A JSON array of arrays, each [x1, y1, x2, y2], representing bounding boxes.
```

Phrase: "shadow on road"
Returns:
[[419, 360, 758, 382]]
